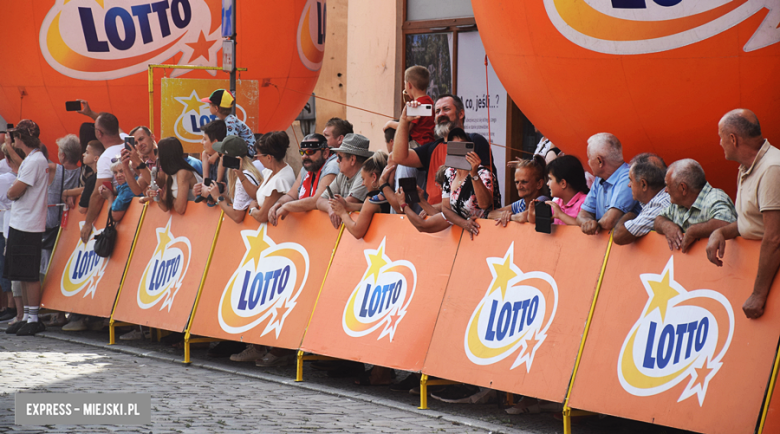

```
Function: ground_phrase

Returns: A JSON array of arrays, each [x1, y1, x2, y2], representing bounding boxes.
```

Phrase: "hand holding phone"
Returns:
[[124, 136, 135, 151], [65, 101, 83, 112], [534, 201, 553, 234], [398, 178, 420, 204], [406, 104, 432, 117]]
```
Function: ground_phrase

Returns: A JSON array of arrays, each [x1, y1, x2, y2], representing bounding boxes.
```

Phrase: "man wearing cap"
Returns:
[[202, 89, 256, 157], [316, 133, 372, 228], [268, 133, 339, 225]]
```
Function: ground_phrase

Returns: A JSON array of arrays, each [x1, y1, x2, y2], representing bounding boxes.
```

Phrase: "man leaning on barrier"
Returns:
[[707, 109, 780, 319], [612, 153, 670, 245], [577, 133, 642, 235], [654, 159, 736, 253]]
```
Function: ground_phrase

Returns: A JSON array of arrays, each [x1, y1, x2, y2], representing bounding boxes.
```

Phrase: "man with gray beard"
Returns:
[[392, 94, 499, 208]]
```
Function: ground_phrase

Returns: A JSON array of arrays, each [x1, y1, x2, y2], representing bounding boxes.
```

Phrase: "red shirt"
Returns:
[[410, 95, 435, 145]]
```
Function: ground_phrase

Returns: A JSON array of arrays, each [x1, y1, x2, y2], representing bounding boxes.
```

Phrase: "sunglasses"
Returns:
[[299, 148, 322, 156]]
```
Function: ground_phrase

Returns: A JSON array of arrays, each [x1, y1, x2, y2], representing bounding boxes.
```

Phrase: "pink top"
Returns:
[[553, 191, 587, 225]]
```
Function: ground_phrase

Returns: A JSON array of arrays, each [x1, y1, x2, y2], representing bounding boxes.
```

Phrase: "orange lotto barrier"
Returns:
[[568, 233, 780, 434], [301, 214, 463, 371], [41, 201, 143, 318], [423, 224, 610, 402], [189, 212, 341, 349], [111, 203, 221, 332]]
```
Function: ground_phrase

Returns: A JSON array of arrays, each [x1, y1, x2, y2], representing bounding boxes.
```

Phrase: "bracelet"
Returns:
[[135, 162, 147, 171], [399, 203, 407, 213], [378, 183, 392, 192]]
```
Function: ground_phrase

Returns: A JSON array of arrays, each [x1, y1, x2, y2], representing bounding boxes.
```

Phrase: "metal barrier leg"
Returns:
[[563, 406, 572, 434], [183, 332, 191, 364], [296, 350, 304, 382], [109, 319, 116, 345], [418, 374, 429, 410]]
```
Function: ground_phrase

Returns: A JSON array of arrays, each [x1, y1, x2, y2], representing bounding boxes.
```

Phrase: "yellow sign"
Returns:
[[161, 78, 259, 153]]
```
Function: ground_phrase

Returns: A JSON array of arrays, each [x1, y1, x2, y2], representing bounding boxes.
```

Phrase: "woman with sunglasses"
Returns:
[[247, 132, 296, 223]]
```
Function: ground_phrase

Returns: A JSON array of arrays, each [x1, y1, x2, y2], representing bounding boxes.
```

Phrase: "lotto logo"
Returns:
[[544, 0, 780, 54]]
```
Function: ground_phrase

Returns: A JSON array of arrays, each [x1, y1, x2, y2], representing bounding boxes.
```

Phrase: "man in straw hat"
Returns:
[[316, 133, 372, 228]]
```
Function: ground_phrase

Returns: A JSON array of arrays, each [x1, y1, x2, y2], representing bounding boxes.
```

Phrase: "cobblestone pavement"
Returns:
[[0, 335, 492, 434]]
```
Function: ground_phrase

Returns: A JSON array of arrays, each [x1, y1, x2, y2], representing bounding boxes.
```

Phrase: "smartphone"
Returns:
[[535, 201, 553, 234], [203, 177, 213, 187], [444, 141, 475, 170], [326, 185, 334, 199], [5, 123, 12, 130], [124, 136, 135, 151], [398, 177, 419, 204], [407, 104, 433, 117], [102, 181, 113, 191], [65, 101, 82, 111], [222, 155, 240, 169]]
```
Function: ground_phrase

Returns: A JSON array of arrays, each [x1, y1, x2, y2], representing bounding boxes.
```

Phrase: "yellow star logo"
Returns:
[[242, 225, 271, 267], [175, 90, 207, 115], [644, 267, 681, 322], [363, 240, 389, 284], [154, 219, 174, 257], [488, 246, 518, 300]]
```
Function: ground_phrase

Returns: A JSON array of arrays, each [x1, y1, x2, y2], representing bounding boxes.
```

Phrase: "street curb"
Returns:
[[7, 327, 531, 434]]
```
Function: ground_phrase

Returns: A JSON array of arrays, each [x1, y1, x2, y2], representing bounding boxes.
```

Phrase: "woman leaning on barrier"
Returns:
[[202, 135, 263, 223], [146, 137, 202, 215]]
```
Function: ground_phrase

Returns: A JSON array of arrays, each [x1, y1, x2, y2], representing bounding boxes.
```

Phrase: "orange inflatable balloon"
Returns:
[[0, 0, 324, 158], [473, 1, 780, 196]]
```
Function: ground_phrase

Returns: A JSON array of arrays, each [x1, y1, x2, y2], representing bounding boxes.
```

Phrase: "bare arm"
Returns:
[[577, 209, 599, 235], [612, 212, 639, 245], [598, 208, 624, 232], [334, 198, 378, 239], [6, 180, 27, 201], [706, 221, 740, 266], [679, 219, 731, 253], [654, 215, 684, 251], [743, 211, 780, 319], [170, 171, 194, 215], [250, 191, 285, 223], [279, 173, 336, 213], [391, 105, 423, 168]]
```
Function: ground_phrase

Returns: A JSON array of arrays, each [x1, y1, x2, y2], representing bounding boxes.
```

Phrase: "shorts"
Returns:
[[0, 236, 12, 292], [4, 227, 43, 282]]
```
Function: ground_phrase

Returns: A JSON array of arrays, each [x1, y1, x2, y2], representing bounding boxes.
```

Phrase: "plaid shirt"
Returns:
[[659, 182, 737, 232], [624, 190, 671, 237]]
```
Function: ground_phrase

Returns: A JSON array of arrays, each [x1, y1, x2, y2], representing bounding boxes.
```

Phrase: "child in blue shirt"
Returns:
[[98, 160, 140, 222]]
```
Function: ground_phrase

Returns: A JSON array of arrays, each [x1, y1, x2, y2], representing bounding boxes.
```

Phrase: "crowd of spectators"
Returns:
[[0, 72, 777, 409]]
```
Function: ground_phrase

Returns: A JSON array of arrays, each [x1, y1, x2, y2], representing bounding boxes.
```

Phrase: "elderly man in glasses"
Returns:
[[267, 133, 340, 225]]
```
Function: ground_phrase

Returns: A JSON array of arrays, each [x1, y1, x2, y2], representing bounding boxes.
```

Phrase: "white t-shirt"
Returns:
[[10, 150, 49, 233], [97, 143, 124, 181], [233, 170, 260, 211], [257, 165, 296, 205], [0, 159, 11, 176], [0, 172, 17, 235]]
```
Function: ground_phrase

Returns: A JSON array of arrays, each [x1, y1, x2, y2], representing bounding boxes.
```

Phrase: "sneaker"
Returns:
[[430, 384, 482, 403], [255, 352, 294, 367], [0, 308, 17, 321], [6, 319, 25, 334], [17, 320, 46, 336], [119, 329, 149, 341], [230, 344, 266, 362], [61, 318, 87, 331]]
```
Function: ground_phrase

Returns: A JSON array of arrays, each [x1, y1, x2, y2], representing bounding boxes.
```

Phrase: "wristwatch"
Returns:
[[216, 196, 225, 204], [249, 206, 257, 216], [135, 162, 147, 171], [378, 183, 392, 192]]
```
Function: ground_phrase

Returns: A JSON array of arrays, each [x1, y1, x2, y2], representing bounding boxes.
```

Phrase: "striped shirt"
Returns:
[[659, 183, 737, 232], [624, 190, 671, 237]]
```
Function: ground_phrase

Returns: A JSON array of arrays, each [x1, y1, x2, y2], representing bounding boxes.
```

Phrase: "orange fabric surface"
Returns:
[[41, 201, 143, 318], [301, 213, 463, 371], [423, 224, 608, 402], [189, 212, 340, 349], [568, 233, 780, 434], [111, 203, 220, 332]]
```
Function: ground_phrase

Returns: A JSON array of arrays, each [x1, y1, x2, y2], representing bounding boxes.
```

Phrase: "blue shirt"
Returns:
[[186, 156, 203, 177], [581, 163, 641, 219], [111, 183, 137, 212]]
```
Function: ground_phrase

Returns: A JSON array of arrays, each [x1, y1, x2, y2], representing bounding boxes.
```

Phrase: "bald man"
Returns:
[[577, 133, 642, 235], [654, 159, 736, 252], [707, 109, 780, 319]]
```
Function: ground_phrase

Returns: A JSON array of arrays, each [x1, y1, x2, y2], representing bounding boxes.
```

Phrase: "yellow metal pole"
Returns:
[[758, 340, 780, 432], [182, 210, 224, 364], [561, 234, 614, 434], [296, 350, 304, 382], [419, 374, 429, 410], [42, 227, 62, 285], [109, 203, 148, 345], [294, 224, 345, 382]]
